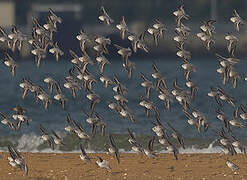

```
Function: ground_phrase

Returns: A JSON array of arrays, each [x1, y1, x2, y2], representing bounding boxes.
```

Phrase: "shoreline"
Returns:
[[1, 152, 247, 180]]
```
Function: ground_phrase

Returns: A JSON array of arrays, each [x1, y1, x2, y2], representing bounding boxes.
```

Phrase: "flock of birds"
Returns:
[[0, 3, 246, 176]]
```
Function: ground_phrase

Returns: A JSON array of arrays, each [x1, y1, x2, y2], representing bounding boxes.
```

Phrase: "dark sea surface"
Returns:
[[0, 57, 246, 153]]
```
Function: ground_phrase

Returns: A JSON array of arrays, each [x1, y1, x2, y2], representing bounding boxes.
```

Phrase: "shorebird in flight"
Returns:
[[108, 134, 120, 164], [99, 6, 114, 25], [116, 16, 129, 40], [8, 145, 28, 175], [230, 9, 245, 31]]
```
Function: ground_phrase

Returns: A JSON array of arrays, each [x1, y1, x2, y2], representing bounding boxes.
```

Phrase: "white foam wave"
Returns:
[[0, 136, 245, 154], [179, 139, 222, 154], [0, 147, 244, 154], [17, 133, 44, 151], [179, 146, 222, 154]]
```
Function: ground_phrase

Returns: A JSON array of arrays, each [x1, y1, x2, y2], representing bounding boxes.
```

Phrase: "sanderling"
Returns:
[[208, 87, 222, 106], [114, 44, 132, 65], [143, 136, 157, 158], [96, 156, 111, 169], [108, 134, 120, 164], [48, 8, 63, 27], [230, 9, 245, 31], [44, 76, 57, 93], [226, 160, 239, 172], [173, 5, 189, 26], [73, 121, 90, 140], [175, 23, 191, 37], [96, 55, 110, 74], [229, 107, 245, 128], [43, 16, 57, 40], [49, 42, 64, 62], [157, 85, 173, 111], [98, 6, 114, 25], [54, 82, 68, 110], [225, 33, 238, 54], [167, 122, 185, 149], [2, 52, 18, 77], [40, 124, 55, 150], [0, 26, 12, 49], [0, 112, 16, 130], [166, 139, 179, 160], [127, 128, 143, 153], [140, 72, 154, 99], [152, 63, 167, 89], [87, 93, 100, 114], [64, 114, 76, 133], [100, 74, 113, 88], [31, 41, 50, 68], [8, 145, 28, 175], [80, 144, 91, 163], [116, 16, 129, 40], [76, 29, 90, 52], [176, 42, 191, 61], [8, 25, 27, 52], [51, 130, 65, 146], [13, 105, 27, 115], [200, 20, 216, 36], [148, 19, 166, 46]]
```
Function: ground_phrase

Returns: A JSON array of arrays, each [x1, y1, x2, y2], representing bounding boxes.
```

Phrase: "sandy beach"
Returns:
[[0, 152, 247, 180]]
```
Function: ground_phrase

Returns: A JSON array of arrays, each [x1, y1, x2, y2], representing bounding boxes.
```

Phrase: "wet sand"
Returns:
[[1, 152, 247, 180]]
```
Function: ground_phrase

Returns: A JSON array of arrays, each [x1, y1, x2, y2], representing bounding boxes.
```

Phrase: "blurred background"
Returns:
[[0, 0, 247, 152], [0, 0, 247, 57]]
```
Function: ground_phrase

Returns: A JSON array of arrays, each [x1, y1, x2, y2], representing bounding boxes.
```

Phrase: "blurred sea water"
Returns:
[[0, 57, 247, 152]]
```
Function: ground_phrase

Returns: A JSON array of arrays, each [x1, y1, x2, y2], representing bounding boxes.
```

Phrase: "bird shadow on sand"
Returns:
[[111, 170, 124, 175]]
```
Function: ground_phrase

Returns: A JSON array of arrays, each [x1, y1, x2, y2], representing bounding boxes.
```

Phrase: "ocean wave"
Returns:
[[16, 133, 44, 151], [0, 135, 244, 154], [0, 146, 240, 154]]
